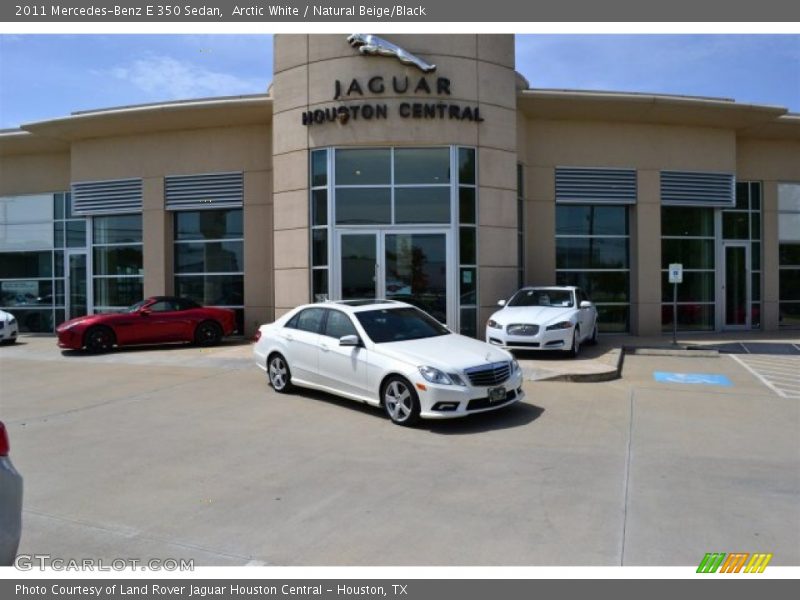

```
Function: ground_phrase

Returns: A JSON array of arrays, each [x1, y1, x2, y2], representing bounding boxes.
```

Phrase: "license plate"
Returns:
[[488, 386, 506, 403]]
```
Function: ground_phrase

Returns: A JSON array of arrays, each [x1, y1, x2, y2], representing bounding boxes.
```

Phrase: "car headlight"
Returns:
[[418, 366, 466, 386], [487, 319, 503, 329], [511, 359, 521, 373], [8, 318, 15, 325], [546, 321, 573, 331]]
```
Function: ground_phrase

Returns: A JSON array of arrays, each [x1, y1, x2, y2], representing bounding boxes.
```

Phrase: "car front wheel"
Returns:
[[268, 353, 293, 393], [84, 326, 115, 353], [382, 376, 420, 427]]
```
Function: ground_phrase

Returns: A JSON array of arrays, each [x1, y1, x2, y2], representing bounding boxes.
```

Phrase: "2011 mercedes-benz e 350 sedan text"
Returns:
[[253, 300, 524, 426]]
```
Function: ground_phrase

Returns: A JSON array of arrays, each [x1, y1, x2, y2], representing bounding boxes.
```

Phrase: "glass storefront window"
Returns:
[[93, 214, 143, 244], [318, 146, 477, 336], [661, 239, 715, 270], [335, 149, 391, 185], [175, 210, 243, 241], [92, 214, 143, 313], [174, 242, 243, 274], [394, 148, 450, 184], [93, 278, 144, 308], [661, 206, 714, 237], [458, 148, 476, 185], [556, 205, 629, 236], [335, 188, 392, 224], [174, 209, 243, 332], [0, 192, 74, 331], [661, 206, 716, 332], [312, 190, 327, 226], [556, 204, 630, 333], [394, 188, 450, 223], [93, 246, 144, 276], [0, 251, 53, 279]]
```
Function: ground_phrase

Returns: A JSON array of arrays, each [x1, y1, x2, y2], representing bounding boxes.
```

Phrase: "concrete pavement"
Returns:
[[0, 336, 797, 566]]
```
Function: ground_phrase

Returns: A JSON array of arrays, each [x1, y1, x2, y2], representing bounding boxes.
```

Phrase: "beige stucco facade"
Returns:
[[1, 33, 798, 337]]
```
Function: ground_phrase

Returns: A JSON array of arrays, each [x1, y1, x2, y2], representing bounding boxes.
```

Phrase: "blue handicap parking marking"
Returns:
[[653, 371, 733, 386]]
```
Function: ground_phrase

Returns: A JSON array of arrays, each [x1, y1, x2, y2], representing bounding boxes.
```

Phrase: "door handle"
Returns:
[[283, 333, 294, 342], [320, 343, 330, 352]]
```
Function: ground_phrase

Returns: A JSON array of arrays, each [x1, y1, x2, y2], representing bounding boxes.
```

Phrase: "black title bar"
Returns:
[[3, 0, 800, 22]]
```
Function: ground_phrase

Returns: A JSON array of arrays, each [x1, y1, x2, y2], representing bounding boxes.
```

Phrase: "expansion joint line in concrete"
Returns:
[[619, 387, 635, 566]]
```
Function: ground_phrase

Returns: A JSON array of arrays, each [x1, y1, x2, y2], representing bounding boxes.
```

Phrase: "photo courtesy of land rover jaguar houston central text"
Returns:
[[253, 300, 524, 426]]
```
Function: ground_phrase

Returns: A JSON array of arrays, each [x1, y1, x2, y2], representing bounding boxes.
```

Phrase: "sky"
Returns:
[[0, 34, 798, 129]]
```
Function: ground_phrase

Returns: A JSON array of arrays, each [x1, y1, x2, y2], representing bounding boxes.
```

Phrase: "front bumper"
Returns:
[[485, 325, 574, 351], [56, 328, 84, 350], [0, 324, 17, 342], [417, 367, 525, 419]]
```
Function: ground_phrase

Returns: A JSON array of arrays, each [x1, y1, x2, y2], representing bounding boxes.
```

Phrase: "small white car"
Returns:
[[486, 286, 598, 357], [0, 309, 18, 345], [253, 300, 524, 426]]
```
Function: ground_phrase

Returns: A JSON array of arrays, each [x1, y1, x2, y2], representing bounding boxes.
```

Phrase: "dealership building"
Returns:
[[1, 34, 799, 338]]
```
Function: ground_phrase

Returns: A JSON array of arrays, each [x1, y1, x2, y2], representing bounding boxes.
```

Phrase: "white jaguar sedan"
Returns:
[[253, 300, 524, 426], [485, 286, 598, 357]]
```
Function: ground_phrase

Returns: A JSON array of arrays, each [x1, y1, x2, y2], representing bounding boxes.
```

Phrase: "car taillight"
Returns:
[[0, 422, 9, 457], [253, 329, 262, 343]]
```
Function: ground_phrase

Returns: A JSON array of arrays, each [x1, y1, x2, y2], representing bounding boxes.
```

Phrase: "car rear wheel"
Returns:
[[268, 353, 293, 393], [382, 376, 420, 427], [84, 326, 115, 353], [194, 321, 222, 346]]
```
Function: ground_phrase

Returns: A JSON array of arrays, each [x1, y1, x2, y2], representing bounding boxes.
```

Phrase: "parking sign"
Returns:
[[668, 263, 683, 284]]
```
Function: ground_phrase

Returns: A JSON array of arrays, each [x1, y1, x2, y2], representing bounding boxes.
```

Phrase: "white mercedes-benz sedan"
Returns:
[[253, 300, 524, 426], [485, 286, 598, 356]]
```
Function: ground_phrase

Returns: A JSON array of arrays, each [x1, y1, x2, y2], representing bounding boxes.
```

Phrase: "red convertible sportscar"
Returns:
[[56, 296, 237, 353]]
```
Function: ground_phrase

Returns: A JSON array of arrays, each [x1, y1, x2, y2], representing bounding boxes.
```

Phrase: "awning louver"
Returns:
[[165, 172, 244, 210], [555, 167, 637, 204], [661, 171, 735, 207], [71, 178, 143, 215]]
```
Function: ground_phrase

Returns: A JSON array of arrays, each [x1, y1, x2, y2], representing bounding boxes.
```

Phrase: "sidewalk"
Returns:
[[518, 329, 800, 382]]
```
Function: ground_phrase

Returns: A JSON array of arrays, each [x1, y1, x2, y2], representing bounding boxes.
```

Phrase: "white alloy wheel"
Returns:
[[268, 354, 292, 393], [383, 377, 420, 426]]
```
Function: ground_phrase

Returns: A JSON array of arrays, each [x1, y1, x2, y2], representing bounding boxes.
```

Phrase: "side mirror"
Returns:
[[580, 301, 592, 309], [497, 299, 506, 307], [339, 335, 360, 347]]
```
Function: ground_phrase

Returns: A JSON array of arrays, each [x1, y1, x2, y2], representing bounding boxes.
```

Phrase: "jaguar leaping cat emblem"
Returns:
[[347, 34, 436, 73]]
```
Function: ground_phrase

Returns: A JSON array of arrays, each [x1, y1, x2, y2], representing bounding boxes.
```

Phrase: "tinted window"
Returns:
[[294, 308, 325, 334], [176, 298, 201, 311], [509, 289, 574, 308], [148, 300, 177, 312], [355, 307, 449, 344], [324, 310, 357, 339]]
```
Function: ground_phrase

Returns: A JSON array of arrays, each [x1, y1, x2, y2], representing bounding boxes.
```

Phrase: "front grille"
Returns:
[[465, 361, 511, 387], [507, 323, 539, 336], [508, 341, 540, 348], [467, 389, 516, 411]]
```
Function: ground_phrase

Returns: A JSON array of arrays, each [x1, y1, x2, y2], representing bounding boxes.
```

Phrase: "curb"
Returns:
[[525, 342, 722, 383], [527, 347, 625, 383]]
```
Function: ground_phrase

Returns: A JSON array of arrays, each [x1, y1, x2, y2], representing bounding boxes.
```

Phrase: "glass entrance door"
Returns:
[[723, 242, 749, 329], [336, 230, 451, 325], [65, 250, 88, 320]]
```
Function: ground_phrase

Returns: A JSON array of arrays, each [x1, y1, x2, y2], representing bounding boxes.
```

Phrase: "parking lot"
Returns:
[[1, 336, 798, 566]]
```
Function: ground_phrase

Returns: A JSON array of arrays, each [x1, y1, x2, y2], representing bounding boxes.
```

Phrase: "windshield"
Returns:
[[125, 299, 148, 313], [355, 307, 450, 343], [508, 289, 574, 308]]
